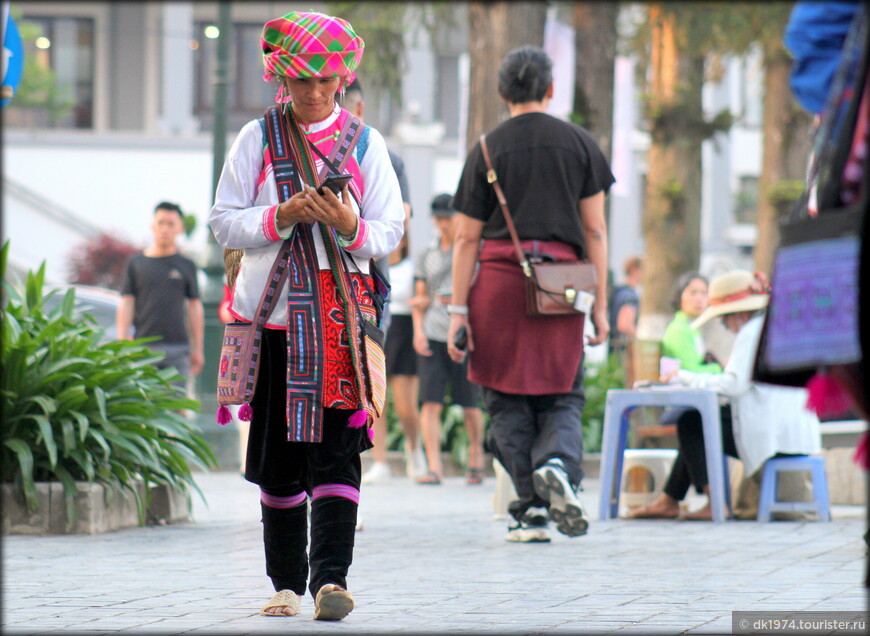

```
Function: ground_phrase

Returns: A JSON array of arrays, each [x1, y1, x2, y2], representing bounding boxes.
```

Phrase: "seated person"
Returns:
[[661, 272, 723, 373], [650, 272, 724, 439], [628, 270, 821, 520]]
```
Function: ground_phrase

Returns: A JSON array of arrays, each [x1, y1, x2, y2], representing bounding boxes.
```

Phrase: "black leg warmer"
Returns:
[[308, 496, 357, 599], [261, 502, 309, 596]]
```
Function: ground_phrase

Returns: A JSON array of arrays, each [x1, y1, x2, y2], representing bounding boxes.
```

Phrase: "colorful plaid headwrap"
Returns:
[[261, 11, 365, 85]]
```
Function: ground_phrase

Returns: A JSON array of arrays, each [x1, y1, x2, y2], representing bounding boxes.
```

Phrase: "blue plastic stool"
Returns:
[[756, 455, 831, 522]]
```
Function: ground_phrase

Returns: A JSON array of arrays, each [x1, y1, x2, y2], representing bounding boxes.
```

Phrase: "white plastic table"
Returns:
[[597, 387, 731, 523]]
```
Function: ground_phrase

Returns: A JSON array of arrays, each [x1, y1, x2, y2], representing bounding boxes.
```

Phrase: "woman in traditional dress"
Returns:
[[209, 10, 403, 620]]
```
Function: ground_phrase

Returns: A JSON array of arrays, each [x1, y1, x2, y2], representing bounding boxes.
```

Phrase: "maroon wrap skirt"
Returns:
[[468, 240, 585, 395]]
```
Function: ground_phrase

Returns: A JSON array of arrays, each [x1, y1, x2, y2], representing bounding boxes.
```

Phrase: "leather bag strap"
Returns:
[[479, 134, 533, 279]]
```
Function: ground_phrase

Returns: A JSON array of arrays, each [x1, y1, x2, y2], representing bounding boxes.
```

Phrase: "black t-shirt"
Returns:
[[121, 253, 199, 344], [452, 112, 615, 259]]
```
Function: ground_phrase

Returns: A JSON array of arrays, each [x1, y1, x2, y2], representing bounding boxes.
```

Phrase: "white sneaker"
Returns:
[[361, 461, 391, 484], [532, 459, 589, 537], [505, 520, 551, 543]]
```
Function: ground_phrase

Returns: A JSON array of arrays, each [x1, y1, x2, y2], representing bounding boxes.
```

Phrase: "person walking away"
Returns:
[[413, 194, 485, 485], [209, 10, 403, 620], [446, 46, 614, 542], [116, 201, 203, 392]]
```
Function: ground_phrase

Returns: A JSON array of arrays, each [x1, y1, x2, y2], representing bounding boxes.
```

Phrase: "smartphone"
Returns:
[[318, 173, 353, 196], [454, 326, 468, 351]]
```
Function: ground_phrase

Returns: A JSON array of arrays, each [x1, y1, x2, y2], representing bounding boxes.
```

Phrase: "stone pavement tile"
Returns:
[[3, 470, 866, 635], [537, 621, 629, 633]]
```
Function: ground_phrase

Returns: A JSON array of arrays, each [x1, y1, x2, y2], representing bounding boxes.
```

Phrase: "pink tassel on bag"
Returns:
[[805, 371, 853, 418], [238, 403, 253, 422], [367, 427, 375, 442], [347, 410, 367, 428], [216, 405, 233, 426]]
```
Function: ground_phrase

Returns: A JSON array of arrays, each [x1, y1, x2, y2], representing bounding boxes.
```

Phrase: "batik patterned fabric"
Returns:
[[261, 11, 365, 83]]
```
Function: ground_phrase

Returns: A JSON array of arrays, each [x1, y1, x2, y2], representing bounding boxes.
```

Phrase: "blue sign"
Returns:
[[3, 13, 24, 108]]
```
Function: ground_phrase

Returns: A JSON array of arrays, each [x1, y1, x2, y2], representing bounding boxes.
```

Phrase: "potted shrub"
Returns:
[[1, 243, 218, 532]]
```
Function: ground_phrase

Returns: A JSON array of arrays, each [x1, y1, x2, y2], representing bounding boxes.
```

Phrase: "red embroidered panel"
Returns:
[[317, 270, 376, 409]]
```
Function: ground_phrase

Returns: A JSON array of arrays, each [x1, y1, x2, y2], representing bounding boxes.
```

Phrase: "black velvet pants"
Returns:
[[249, 329, 368, 599]]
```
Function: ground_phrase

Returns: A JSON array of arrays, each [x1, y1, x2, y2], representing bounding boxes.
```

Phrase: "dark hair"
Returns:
[[430, 193, 456, 216], [498, 45, 552, 104], [671, 271, 708, 312], [154, 201, 184, 219]]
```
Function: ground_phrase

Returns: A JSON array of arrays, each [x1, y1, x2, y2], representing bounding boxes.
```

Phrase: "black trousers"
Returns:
[[251, 329, 368, 599], [483, 359, 586, 521], [663, 405, 739, 500]]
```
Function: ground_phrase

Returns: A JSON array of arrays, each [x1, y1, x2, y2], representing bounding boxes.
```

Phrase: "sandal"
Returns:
[[313, 583, 355, 621], [416, 471, 442, 485], [466, 467, 484, 485], [260, 589, 301, 616]]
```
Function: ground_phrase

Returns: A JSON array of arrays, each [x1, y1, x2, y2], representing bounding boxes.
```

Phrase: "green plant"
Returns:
[[582, 355, 628, 453], [1, 243, 218, 530], [183, 215, 197, 238]]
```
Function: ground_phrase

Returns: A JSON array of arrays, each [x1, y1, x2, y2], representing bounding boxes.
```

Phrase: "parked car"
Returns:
[[44, 284, 122, 342]]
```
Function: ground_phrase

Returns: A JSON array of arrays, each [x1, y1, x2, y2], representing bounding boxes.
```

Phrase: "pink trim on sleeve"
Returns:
[[262, 205, 282, 242], [343, 217, 369, 251]]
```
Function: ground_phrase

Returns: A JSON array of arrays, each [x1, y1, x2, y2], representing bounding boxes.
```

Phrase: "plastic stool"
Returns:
[[756, 455, 831, 522], [599, 389, 731, 522], [620, 449, 678, 511]]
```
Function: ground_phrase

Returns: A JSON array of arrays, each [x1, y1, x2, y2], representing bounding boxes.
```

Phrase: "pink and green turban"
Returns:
[[261, 11, 365, 85]]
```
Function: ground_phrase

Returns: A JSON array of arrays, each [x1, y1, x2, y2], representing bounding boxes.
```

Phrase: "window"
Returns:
[[194, 21, 275, 130], [5, 15, 95, 128]]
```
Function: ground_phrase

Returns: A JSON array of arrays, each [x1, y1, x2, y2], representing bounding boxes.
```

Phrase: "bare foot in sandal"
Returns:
[[625, 493, 680, 519], [260, 589, 301, 616], [313, 583, 354, 621]]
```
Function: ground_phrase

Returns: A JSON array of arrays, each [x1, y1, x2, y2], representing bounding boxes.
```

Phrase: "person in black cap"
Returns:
[[411, 194, 485, 485]]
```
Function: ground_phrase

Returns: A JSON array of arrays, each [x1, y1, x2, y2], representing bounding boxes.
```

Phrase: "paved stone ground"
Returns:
[[2, 470, 867, 635]]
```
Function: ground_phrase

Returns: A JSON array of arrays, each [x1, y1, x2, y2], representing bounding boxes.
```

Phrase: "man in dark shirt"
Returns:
[[117, 202, 204, 391]]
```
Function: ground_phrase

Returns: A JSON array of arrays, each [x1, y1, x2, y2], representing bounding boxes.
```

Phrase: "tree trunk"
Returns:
[[753, 45, 813, 276], [465, 2, 547, 152], [637, 6, 705, 340], [572, 2, 619, 161]]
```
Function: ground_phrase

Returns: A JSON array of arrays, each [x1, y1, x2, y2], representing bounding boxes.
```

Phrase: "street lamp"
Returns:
[[194, 0, 238, 469]]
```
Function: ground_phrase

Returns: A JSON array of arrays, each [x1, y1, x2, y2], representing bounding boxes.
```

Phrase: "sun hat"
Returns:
[[430, 193, 457, 217], [690, 270, 770, 329], [261, 11, 365, 90]]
